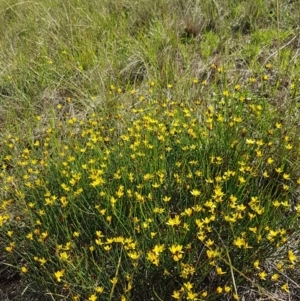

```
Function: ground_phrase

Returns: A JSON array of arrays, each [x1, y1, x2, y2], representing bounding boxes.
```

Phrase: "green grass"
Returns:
[[1, 0, 300, 300]]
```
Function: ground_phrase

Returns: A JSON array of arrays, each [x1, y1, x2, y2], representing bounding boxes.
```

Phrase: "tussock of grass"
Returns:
[[1, 0, 300, 300]]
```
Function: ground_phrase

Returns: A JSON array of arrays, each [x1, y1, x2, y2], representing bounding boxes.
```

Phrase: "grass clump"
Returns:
[[1, 79, 300, 300], [1, 0, 300, 300]]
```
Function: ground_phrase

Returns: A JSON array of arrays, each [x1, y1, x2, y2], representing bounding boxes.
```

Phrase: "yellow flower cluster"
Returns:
[[1, 79, 300, 300]]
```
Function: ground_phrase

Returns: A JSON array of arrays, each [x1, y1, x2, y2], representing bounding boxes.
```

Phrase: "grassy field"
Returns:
[[1, 0, 300, 300]]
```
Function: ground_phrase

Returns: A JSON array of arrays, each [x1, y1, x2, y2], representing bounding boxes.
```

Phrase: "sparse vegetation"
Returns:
[[1, 0, 300, 300]]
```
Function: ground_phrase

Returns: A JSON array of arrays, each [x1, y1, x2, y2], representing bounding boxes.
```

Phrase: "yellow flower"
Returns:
[[288, 250, 297, 263], [216, 286, 223, 293], [253, 260, 260, 269], [39, 258, 47, 266], [283, 173, 290, 180], [224, 286, 231, 293], [187, 291, 198, 300], [111, 277, 118, 285], [153, 244, 165, 254], [272, 200, 281, 207], [246, 139, 255, 145], [266, 62, 272, 69], [234, 237, 245, 248], [197, 232, 206, 241], [96, 231, 104, 238], [259, 270, 267, 280], [5, 242, 15, 252], [73, 231, 80, 237], [114, 236, 124, 244], [205, 239, 214, 247], [153, 207, 165, 214], [96, 286, 104, 293], [184, 281, 193, 291], [169, 244, 183, 254], [235, 84, 241, 91], [206, 248, 219, 259], [59, 251, 69, 261], [276, 261, 284, 271], [169, 244, 184, 261], [216, 266, 226, 275], [172, 290, 181, 299], [104, 245, 112, 251], [127, 251, 140, 260], [54, 269, 65, 282], [163, 196, 171, 202], [281, 283, 289, 293], [190, 189, 201, 197], [271, 273, 279, 281], [110, 196, 117, 206], [26, 230, 35, 240], [166, 215, 181, 227], [88, 294, 97, 301], [146, 251, 159, 266], [263, 171, 269, 178], [21, 266, 28, 273]]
